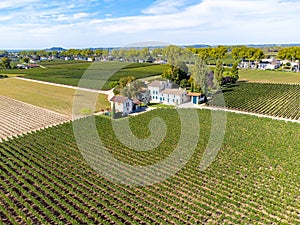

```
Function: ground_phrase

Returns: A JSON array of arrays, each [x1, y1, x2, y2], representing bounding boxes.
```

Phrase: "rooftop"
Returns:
[[110, 95, 129, 103], [161, 89, 186, 95], [187, 92, 201, 97], [148, 80, 165, 87]]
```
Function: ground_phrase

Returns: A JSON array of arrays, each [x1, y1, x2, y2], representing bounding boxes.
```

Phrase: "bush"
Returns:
[[0, 74, 8, 79]]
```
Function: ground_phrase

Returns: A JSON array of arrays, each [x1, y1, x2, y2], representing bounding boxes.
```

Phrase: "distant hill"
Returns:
[[45, 47, 66, 52]]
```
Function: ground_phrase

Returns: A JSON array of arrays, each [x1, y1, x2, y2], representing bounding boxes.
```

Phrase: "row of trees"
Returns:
[[277, 47, 300, 61]]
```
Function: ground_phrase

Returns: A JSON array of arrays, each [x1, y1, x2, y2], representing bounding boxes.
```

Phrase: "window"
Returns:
[[153, 91, 155, 94], [156, 96, 158, 99]]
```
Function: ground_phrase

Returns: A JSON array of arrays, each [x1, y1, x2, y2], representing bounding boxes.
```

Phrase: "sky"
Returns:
[[0, 0, 300, 49]]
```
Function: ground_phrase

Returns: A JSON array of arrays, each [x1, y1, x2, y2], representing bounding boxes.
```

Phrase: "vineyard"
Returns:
[[0, 96, 69, 141], [1, 109, 300, 224], [2, 61, 167, 90], [209, 82, 300, 120]]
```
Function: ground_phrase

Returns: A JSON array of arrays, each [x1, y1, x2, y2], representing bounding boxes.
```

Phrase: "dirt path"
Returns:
[[16, 77, 300, 124], [16, 77, 114, 101], [178, 102, 300, 124]]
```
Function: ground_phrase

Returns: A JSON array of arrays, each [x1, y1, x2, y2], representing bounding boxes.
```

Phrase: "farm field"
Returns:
[[1, 61, 168, 90], [0, 78, 110, 116], [239, 69, 300, 84], [209, 82, 300, 120], [1, 109, 300, 224], [0, 96, 69, 141]]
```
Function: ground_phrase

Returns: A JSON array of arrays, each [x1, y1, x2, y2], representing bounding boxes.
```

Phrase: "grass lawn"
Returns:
[[0, 78, 110, 116], [239, 69, 300, 84], [148, 103, 176, 108]]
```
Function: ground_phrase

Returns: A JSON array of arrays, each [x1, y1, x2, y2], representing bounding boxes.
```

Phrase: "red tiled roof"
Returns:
[[132, 99, 142, 104], [187, 92, 201, 97]]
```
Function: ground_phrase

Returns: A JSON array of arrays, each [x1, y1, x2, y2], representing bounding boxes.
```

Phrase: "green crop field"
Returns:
[[239, 70, 300, 84], [0, 78, 110, 116], [1, 61, 168, 90], [209, 82, 300, 120], [1, 109, 300, 224]]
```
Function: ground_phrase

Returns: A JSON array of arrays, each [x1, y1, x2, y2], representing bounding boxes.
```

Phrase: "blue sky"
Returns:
[[0, 0, 300, 49]]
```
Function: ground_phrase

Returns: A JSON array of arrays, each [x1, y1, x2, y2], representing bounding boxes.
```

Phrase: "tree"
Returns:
[[111, 102, 115, 119], [191, 57, 210, 94], [162, 65, 188, 84], [121, 80, 145, 99], [119, 76, 136, 89], [211, 46, 228, 60], [214, 59, 224, 85], [231, 61, 239, 82], [140, 90, 151, 106], [1, 57, 11, 69], [23, 57, 30, 63], [162, 45, 184, 66], [180, 79, 189, 88]]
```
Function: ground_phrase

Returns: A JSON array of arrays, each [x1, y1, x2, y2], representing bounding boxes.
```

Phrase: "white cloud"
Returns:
[[142, 0, 192, 15], [0, 0, 39, 9], [1, 0, 300, 48]]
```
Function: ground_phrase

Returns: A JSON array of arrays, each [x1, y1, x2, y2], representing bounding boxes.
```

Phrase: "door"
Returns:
[[192, 96, 197, 104]]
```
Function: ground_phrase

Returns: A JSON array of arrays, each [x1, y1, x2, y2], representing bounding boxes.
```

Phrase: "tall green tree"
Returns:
[[1, 57, 11, 69], [214, 59, 224, 85], [191, 57, 210, 94], [231, 61, 239, 82], [162, 65, 188, 85]]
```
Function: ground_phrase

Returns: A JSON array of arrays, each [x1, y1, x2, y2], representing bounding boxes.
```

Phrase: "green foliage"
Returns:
[[209, 83, 300, 120], [119, 76, 136, 89], [162, 65, 188, 84], [22, 57, 30, 63], [179, 79, 189, 88], [191, 57, 210, 94], [1, 57, 11, 69], [277, 46, 300, 61], [214, 59, 224, 85], [111, 102, 115, 119], [231, 61, 239, 77], [109, 81, 119, 89]]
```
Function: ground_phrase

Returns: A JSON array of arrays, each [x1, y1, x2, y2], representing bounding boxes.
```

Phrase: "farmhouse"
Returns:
[[148, 80, 190, 105], [258, 58, 281, 70], [110, 96, 133, 115]]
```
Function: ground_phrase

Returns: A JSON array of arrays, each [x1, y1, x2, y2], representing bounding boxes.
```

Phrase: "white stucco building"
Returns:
[[148, 80, 190, 105], [110, 96, 133, 115]]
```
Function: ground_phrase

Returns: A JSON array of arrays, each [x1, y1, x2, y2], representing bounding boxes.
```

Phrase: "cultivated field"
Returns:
[[0, 96, 69, 141], [0, 78, 110, 116], [1, 61, 168, 90], [1, 109, 300, 224], [239, 70, 300, 84], [209, 82, 300, 120]]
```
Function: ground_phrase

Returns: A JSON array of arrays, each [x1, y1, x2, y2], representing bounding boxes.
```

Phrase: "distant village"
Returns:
[[1, 45, 299, 72]]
